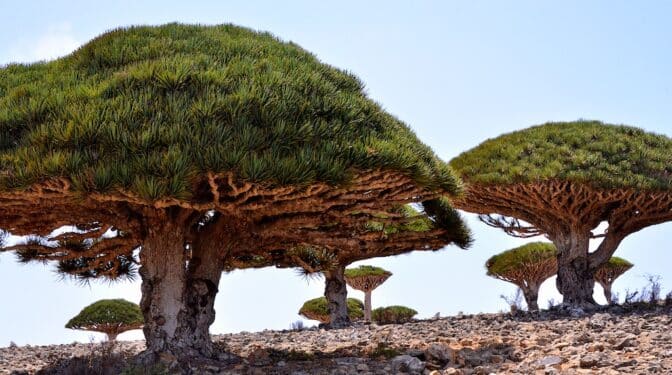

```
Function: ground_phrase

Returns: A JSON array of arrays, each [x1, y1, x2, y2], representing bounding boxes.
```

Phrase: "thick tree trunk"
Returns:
[[364, 290, 372, 322], [138, 213, 224, 363], [522, 285, 540, 312], [324, 265, 350, 328], [554, 232, 596, 307], [106, 332, 118, 342]]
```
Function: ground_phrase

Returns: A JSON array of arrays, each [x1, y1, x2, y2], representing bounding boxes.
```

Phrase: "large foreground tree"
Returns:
[[0, 24, 466, 364], [451, 121, 672, 307]]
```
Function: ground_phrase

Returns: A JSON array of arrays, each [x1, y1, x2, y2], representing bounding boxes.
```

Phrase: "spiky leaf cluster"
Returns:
[[450, 120, 672, 190], [0, 23, 460, 200], [65, 299, 143, 330], [421, 198, 472, 248], [363, 200, 471, 248]]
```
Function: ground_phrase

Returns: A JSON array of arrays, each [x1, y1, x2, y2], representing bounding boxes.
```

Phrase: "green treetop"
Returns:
[[486, 242, 557, 277], [451, 120, 672, 190], [0, 23, 467, 362], [65, 299, 143, 341], [595, 256, 633, 304], [450, 120, 672, 307], [486, 242, 557, 311], [344, 265, 392, 279], [0, 23, 459, 197], [298, 297, 364, 324]]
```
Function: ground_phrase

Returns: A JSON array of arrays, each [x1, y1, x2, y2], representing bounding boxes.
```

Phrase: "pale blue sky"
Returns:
[[1, 1, 672, 346]]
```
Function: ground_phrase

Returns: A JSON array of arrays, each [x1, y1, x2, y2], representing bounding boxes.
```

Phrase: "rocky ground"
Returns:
[[1, 305, 671, 374]]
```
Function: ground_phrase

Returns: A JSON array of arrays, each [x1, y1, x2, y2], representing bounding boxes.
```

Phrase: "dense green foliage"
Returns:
[[344, 265, 391, 278], [298, 297, 364, 320], [422, 198, 473, 248], [0, 23, 460, 200], [371, 305, 417, 324], [65, 299, 143, 329], [450, 121, 672, 190], [486, 242, 557, 276]]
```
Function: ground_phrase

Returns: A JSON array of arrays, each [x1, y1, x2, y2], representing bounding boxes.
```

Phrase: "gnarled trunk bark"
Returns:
[[138, 212, 224, 363], [364, 291, 372, 322], [554, 232, 596, 307], [324, 265, 350, 328]]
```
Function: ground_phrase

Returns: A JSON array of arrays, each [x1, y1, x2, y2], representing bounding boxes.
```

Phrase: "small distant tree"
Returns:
[[345, 265, 392, 322], [594, 257, 633, 304], [486, 242, 557, 311], [371, 305, 417, 324], [65, 299, 143, 341], [298, 297, 364, 324]]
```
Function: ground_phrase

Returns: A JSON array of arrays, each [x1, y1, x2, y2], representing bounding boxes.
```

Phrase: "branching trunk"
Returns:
[[324, 265, 350, 328], [364, 291, 372, 322], [138, 211, 225, 363], [553, 232, 596, 307]]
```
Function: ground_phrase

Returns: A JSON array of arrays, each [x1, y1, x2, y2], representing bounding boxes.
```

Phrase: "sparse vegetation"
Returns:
[[369, 342, 402, 359], [289, 320, 305, 331], [500, 288, 525, 313]]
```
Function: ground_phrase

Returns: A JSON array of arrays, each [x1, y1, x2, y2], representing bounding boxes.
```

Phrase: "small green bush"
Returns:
[[371, 305, 417, 324]]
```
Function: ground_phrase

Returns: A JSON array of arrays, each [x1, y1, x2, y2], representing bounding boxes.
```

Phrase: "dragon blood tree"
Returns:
[[66, 299, 143, 341], [344, 265, 392, 321], [594, 256, 633, 304], [451, 121, 672, 307], [298, 297, 364, 324], [0, 24, 466, 362], [227, 199, 471, 328], [486, 242, 557, 311]]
